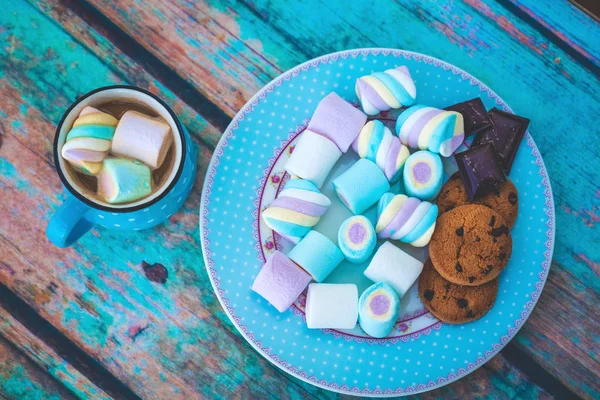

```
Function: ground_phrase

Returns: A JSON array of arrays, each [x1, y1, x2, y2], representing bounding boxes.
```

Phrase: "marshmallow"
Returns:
[[285, 130, 341, 188], [338, 215, 376, 264], [376, 193, 438, 247], [306, 283, 358, 329], [288, 231, 344, 282], [111, 111, 173, 169], [307, 92, 367, 152], [396, 105, 465, 157], [252, 251, 312, 313], [358, 282, 400, 338], [356, 66, 417, 116], [364, 242, 424, 297], [403, 150, 443, 201], [352, 120, 410, 182], [61, 106, 117, 175], [98, 158, 152, 204], [262, 178, 331, 243], [332, 159, 390, 215]]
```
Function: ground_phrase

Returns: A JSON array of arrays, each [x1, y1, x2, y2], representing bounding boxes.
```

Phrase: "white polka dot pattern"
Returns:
[[199, 49, 555, 396]]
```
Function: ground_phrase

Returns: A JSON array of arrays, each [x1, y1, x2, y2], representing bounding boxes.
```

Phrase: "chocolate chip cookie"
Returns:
[[419, 259, 498, 324], [429, 204, 512, 286], [437, 173, 518, 228]]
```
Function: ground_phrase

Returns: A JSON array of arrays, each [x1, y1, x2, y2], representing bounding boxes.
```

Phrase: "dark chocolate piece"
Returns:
[[455, 143, 507, 201], [445, 97, 492, 137], [473, 108, 530, 173]]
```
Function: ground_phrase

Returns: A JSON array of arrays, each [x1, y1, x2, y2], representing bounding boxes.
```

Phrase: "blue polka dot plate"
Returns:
[[200, 49, 555, 396]]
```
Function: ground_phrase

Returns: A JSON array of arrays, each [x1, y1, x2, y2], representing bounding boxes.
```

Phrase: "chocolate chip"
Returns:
[[455, 262, 463, 273], [475, 236, 481, 242], [482, 265, 494, 275], [456, 227, 464, 236], [489, 216, 496, 226], [466, 310, 475, 318], [495, 190, 501, 197], [508, 192, 517, 205], [423, 290, 434, 301], [457, 298, 468, 308], [492, 237, 497, 243], [444, 282, 451, 292], [490, 225, 509, 237], [141, 261, 168, 284], [468, 276, 476, 283], [499, 252, 507, 260]]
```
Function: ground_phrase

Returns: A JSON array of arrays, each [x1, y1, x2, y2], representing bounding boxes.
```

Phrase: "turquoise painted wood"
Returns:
[[0, 336, 76, 400], [506, 0, 600, 67], [0, 307, 110, 399], [0, 0, 598, 398]]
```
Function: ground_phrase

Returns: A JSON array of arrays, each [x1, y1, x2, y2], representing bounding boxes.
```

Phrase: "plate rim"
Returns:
[[199, 48, 556, 397]]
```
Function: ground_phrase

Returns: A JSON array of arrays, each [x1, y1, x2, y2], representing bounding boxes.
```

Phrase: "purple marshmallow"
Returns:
[[308, 92, 367, 153], [252, 251, 312, 313]]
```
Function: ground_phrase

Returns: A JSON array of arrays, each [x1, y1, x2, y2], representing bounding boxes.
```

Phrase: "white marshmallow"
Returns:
[[305, 283, 358, 329], [111, 111, 173, 169], [364, 241, 424, 298], [285, 130, 342, 188]]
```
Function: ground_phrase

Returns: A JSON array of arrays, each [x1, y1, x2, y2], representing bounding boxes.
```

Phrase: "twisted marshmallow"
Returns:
[[355, 66, 417, 116], [262, 178, 331, 244], [61, 106, 118, 175], [375, 193, 438, 247], [395, 104, 465, 157], [352, 120, 410, 182]]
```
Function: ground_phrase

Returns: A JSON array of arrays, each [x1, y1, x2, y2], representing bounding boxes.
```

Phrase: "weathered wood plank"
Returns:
[[0, 306, 111, 399], [0, 0, 575, 398], [503, 0, 600, 68], [79, 0, 600, 397], [0, 336, 77, 400], [0, 2, 325, 399]]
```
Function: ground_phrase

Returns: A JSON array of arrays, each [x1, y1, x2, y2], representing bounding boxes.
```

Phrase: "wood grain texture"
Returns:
[[0, 336, 77, 400], [79, 0, 600, 397], [0, 0, 597, 398], [0, 3, 552, 396], [504, 0, 600, 68], [0, 306, 110, 399], [0, 1, 325, 399]]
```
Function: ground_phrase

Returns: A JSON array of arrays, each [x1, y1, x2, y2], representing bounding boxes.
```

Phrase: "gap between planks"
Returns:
[[58, 0, 232, 139], [6, 0, 597, 398], [0, 283, 141, 400]]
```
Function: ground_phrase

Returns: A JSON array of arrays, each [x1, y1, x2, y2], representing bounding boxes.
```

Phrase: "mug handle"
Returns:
[[46, 196, 94, 248]]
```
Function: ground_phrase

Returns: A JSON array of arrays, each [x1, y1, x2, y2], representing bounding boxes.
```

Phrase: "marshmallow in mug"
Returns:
[[111, 110, 173, 169], [306, 283, 358, 329], [61, 106, 118, 175], [364, 241, 424, 298], [98, 158, 152, 204], [285, 130, 341, 188]]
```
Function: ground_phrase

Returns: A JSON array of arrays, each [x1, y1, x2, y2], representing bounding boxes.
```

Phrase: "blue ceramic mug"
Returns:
[[47, 86, 197, 247]]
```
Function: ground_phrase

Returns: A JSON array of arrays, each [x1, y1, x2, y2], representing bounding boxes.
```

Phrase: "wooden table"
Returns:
[[0, 1, 598, 398]]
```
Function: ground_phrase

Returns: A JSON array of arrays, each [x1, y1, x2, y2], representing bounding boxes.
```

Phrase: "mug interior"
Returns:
[[56, 88, 184, 210]]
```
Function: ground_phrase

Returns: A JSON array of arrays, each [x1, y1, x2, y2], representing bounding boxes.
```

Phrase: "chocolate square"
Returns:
[[455, 143, 507, 200], [445, 97, 492, 137], [473, 108, 529, 173]]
